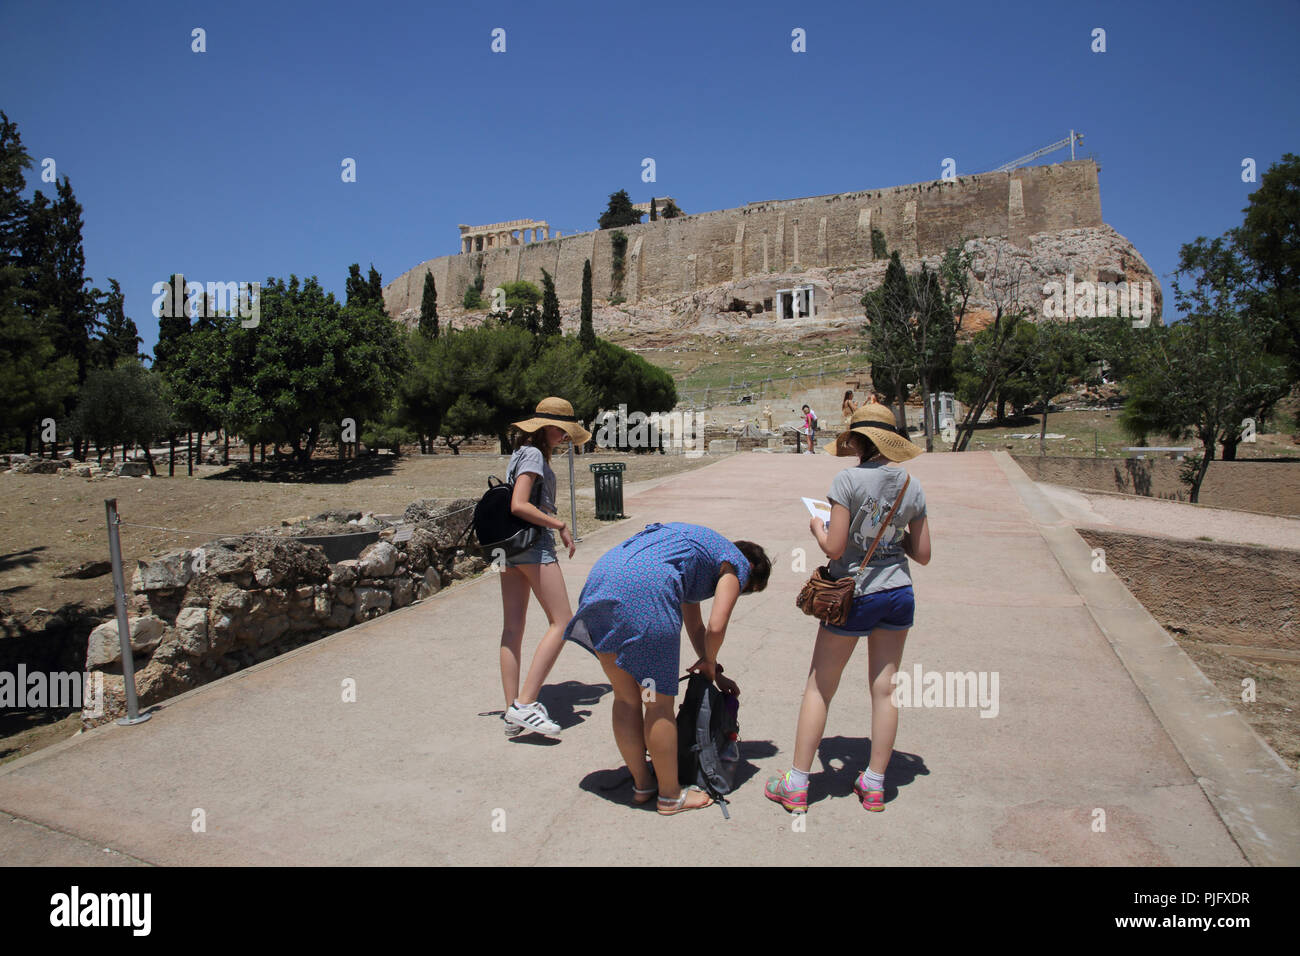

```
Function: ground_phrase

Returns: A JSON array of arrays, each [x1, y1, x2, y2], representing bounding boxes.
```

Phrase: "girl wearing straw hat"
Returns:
[[498, 397, 592, 737], [766, 404, 931, 813]]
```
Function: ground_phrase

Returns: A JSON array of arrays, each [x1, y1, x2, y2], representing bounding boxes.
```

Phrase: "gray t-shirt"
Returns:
[[826, 462, 927, 595], [507, 445, 556, 516]]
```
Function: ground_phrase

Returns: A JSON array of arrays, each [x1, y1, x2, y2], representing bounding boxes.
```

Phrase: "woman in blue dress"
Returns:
[[564, 523, 771, 814]]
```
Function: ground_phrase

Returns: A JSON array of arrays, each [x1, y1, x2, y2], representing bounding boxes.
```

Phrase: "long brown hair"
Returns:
[[513, 426, 554, 460]]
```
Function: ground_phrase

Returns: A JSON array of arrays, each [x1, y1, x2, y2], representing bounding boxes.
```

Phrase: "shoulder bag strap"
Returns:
[[862, 473, 910, 564]]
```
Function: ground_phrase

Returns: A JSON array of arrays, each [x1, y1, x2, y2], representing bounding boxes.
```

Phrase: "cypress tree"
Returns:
[[580, 259, 596, 349], [345, 264, 366, 305], [367, 264, 386, 315], [540, 268, 562, 337], [650, 197, 657, 222], [419, 271, 438, 338]]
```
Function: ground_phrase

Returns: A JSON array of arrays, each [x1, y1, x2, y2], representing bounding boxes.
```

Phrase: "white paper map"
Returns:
[[801, 497, 832, 525]]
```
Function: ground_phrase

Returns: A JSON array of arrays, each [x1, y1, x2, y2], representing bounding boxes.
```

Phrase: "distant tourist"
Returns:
[[841, 390, 858, 431], [767, 404, 931, 814], [497, 398, 590, 737], [564, 523, 771, 814], [802, 404, 818, 454]]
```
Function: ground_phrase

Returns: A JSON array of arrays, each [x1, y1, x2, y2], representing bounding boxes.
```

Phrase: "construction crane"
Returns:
[[991, 131, 1084, 173]]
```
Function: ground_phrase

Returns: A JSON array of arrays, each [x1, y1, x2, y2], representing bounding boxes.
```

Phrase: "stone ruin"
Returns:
[[82, 498, 487, 725]]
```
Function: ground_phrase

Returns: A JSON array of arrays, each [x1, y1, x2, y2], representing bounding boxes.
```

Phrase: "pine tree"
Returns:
[[419, 271, 438, 338], [598, 189, 644, 229], [580, 259, 596, 350], [541, 269, 562, 336]]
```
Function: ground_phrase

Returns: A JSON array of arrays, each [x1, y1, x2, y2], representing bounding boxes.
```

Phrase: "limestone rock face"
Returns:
[[404, 224, 1161, 347]]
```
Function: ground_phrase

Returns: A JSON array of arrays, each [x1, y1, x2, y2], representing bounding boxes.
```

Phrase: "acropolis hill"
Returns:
[[382, 159, 1162, 344]]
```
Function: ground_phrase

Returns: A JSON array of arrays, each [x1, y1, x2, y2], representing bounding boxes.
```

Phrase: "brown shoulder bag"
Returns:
[[795, 474, 910, 626]]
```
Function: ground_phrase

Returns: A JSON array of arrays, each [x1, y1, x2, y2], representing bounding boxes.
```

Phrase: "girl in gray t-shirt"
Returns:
[[495, 398, 591, 738], [767, 404, 932, 816]]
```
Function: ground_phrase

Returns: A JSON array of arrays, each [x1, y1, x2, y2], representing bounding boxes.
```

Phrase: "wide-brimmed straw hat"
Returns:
[[512, 397, 592, 445], [822, 403, 924, 461]]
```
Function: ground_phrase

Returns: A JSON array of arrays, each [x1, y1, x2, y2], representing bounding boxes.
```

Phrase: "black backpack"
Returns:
[[470, 456, 543, 557], [676, 673, 740, 818]]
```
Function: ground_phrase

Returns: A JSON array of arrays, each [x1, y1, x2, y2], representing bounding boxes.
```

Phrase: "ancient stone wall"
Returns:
[[81, 499, 486, 724], [384, 161, 1103, 317]]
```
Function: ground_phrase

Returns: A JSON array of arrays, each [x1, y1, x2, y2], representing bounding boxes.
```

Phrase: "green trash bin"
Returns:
[[589, 462, 626, 520]]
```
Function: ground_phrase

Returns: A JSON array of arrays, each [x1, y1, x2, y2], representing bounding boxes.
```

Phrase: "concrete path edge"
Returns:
[[991, 452, 1300, 866]]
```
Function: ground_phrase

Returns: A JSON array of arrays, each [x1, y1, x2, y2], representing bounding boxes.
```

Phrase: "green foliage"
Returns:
[[610, 230, 628, 294], [870, 227, 887, 259], [540, 269, 562, 337], [598, 189, 643, 229], [660, 198, 683, 219], [1236, 153, 1300, 382], [419, 271, 438, 339], [180, 274, 410, 462], [580, 259, 596, 350], [66, 361, 173, 464], [583, 338, 676, 413], [92, 278, 142, 368], [650, 198, 658, 222], [0, 287, 76, 448], [462, 273, 485, 310], [500, 280, 541, 314], [395, 325, 668, 453]]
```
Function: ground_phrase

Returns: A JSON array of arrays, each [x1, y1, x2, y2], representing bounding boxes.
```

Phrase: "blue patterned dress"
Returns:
[[563, 523, 752, 696]]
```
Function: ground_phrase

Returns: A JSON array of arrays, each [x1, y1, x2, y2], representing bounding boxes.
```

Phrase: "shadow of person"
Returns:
[[732, 738, 778, 791], [812, 735, 928, 807], [579, 766, 653, 807], [539, 680, 611, 730]]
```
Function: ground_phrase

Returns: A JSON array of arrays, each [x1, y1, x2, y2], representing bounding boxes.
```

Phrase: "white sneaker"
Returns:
[[505, 699, 561, 736]]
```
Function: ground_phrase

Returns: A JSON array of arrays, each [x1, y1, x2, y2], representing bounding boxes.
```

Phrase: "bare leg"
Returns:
[[792, 625, 860, 772], [498, 567, 531, 709], [865, 628, 908, 775], [515, 561, 573, 705], [597, 653, 653, 792]]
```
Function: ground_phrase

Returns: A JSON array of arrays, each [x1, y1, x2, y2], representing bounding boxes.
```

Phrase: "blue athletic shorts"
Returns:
[[822, 585, 914, 637]]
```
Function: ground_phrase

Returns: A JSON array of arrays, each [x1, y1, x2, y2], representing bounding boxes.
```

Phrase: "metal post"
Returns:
[[567, 443, 579, 542], [104, 499, 151, 725]]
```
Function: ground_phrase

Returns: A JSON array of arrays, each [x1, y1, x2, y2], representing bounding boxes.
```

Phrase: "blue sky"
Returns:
[[2, 0, 1296, 354]]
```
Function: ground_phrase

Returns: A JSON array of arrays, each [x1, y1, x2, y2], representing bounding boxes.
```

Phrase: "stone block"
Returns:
[[357, 541, 398, 578], [86, 614, 166, 668]]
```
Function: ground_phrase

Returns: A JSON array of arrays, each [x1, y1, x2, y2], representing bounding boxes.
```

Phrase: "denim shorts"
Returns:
[[504, 529, 557, 567], [822, 585, 914, 636]]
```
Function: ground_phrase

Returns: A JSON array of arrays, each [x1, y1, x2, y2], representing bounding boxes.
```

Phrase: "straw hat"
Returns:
[[822, 403, 924, 461], [513, 397, 592, 445]]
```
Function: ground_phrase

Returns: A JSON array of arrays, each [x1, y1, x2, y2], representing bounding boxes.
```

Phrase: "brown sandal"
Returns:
[[656, 787, 714, 815]]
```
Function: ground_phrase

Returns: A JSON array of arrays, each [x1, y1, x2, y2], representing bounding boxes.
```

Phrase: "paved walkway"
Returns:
[[2, 452, 1295, 865]]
